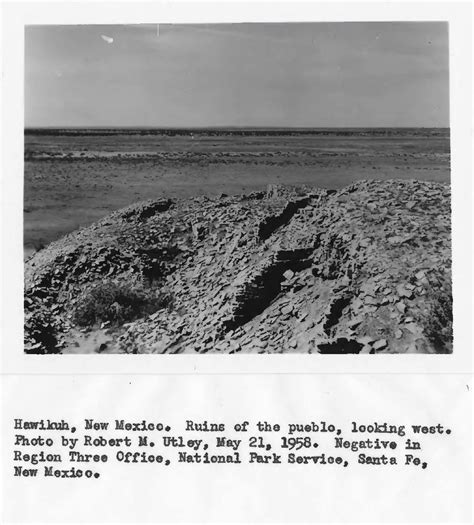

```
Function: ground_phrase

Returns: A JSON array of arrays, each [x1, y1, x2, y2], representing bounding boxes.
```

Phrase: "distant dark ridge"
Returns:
[[25, 127, 450, 138]]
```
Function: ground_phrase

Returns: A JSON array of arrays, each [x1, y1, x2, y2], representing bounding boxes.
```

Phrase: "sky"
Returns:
[[25, 22, 449, 128]]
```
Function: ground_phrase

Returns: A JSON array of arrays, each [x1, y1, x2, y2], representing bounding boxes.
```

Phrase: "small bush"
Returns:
[[72, 280, 171, 327]]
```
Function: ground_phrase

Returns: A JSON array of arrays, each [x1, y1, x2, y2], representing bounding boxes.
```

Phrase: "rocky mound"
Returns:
[[24, 179, 452, 354]]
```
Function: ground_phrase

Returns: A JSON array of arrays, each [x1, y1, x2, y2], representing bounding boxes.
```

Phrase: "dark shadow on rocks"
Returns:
[[317, 338, 363, 354]]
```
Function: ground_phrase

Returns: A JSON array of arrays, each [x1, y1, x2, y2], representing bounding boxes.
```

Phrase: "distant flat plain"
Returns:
[[24, 128, 450, 257]]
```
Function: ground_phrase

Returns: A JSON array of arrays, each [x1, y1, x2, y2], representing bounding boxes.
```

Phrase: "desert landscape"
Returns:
[[24, 21, 452, 355], [24, 128, 452, 354], [24, 128, 450, 256]]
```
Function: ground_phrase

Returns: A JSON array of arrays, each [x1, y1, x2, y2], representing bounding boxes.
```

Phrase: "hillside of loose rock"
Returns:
[[24, 179, 452, 354]]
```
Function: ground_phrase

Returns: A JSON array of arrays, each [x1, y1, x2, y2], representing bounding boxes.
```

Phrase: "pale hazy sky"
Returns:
[[25, 22, 449, 128]]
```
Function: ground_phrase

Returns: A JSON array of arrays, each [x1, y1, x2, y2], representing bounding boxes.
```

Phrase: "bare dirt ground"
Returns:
[[24, 129, 450, 257]]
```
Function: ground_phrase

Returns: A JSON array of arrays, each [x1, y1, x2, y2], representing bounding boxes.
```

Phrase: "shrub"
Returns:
[[72, 280, 171, 327]]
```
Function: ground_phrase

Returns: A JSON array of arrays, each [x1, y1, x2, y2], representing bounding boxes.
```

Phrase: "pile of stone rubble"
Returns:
[[24, 179, 452, 354]]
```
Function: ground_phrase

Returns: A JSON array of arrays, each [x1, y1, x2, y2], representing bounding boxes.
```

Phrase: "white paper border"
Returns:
[[1, 1, 472, 375]]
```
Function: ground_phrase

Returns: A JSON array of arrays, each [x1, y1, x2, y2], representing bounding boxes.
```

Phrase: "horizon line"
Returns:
[[25, 125, 450, 130]]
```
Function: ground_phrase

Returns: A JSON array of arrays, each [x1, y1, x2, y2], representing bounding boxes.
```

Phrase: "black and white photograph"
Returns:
[[23, 21, 452, 355], [2, 3, 473, 524]]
